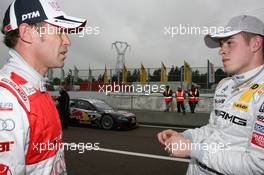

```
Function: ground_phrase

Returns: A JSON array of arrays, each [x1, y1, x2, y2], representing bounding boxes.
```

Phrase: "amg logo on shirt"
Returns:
[[215, 110, 247, 126]]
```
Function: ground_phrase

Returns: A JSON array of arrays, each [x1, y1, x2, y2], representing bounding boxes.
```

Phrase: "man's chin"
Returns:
[[57, 63, 65, 68], [223, 67, 236, 75], [50, 62, 65, 69], [57, 58, 66, 68]]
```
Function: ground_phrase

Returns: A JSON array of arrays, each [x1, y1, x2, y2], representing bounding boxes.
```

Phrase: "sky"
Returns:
[[1, 0, 264, 74]]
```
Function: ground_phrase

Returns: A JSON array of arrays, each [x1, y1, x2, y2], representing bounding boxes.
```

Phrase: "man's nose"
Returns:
[[219, 44, 227, 55], [62, 34, 71, 46]]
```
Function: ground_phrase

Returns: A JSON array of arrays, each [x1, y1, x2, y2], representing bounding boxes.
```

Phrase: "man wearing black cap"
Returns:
[[0, 0, 86, 174], [158, 15, 264, 175]]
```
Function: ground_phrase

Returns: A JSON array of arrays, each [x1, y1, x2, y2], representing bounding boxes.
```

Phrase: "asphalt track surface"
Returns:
[[63, 125, 191, 175]]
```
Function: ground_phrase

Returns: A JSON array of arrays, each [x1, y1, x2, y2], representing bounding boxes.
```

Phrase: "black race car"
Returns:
[[69, 98, 138, 130]]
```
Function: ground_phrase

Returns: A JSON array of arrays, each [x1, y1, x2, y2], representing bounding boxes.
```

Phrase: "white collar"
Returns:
[[3, 49, 46, 92], [232, 65, 264, 84]]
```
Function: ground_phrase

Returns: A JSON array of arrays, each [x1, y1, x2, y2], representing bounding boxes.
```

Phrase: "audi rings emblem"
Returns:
[[0, 119, 15, 131]]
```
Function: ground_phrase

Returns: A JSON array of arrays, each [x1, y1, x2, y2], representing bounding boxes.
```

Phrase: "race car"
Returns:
[[69, 98, 138, 130]]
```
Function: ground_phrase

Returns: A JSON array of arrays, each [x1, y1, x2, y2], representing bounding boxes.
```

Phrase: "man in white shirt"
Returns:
[[0, 0, 86, 174], [158, 15, 264, 175]]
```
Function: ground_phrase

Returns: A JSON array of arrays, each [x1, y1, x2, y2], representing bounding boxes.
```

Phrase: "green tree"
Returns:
[[192, 69, 201, 84], [168, 66, 175, 81], [150, 68, 161, 82], [52, 77, 61, 85], [174, 66, 181, 81], [128, 69, 140, 82], [215, 68, 228, 83], [98, 74, 103, 81]]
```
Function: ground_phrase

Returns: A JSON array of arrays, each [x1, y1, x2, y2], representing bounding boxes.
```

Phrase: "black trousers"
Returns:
[[189, 102, 197, 113], [177, 102, 185, 112], [165, 101, 172, 112], [59, 109, 69, 129]]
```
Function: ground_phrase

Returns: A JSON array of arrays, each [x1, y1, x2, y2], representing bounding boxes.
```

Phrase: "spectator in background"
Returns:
[[57, 89, 70, 129], [175, 86, 186, 115], [163, 85, 173, 112], [188, 85, 199, 113]]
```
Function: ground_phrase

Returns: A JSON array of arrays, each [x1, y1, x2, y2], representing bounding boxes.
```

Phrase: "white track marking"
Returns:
[[64, 143, 190, 163], [98, 147, 190, 163], [139, 124, 191, 130]]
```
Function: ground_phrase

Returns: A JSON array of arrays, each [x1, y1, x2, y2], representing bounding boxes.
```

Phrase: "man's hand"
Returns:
[[157, 129, 192, 158], [157, 129, 178, 145]]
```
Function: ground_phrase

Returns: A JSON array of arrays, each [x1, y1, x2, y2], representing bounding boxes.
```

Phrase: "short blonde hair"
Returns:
[[241, 32, 264, 56]]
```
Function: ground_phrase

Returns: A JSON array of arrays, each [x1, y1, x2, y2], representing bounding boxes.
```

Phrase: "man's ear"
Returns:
[[250, 36, 263, 53], [18, 23, 33, 44]]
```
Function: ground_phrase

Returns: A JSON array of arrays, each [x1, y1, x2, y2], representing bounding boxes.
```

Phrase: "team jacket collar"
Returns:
[[5, 49, 46, 92], [232, 65, 264, 85]]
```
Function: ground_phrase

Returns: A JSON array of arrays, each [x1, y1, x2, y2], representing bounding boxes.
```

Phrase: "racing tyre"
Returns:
[[101, 115, 114, 130]]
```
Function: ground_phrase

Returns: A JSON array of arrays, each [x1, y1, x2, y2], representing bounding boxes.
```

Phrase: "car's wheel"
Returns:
[[101, 115, 114, 130]]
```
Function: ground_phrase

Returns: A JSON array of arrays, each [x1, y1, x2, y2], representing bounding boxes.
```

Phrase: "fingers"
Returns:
[[164, 137, 177, 156], [164, 138, 171, 151], [157, 132, 165, 145], [157, 129, 193, 158], [157, 129, 178, 145]]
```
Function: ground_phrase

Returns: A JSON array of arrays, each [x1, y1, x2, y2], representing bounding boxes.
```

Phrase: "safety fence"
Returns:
[[47, 66, 228, 93]]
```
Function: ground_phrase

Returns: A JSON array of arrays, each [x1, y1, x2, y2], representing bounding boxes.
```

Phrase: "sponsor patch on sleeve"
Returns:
[[251, 132, 264, 149], [257, 116, 264, 123], [254, 123, 264, 134]]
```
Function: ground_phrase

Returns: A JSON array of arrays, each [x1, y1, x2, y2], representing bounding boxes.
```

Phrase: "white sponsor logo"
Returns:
[[22, 11, 40, 21]]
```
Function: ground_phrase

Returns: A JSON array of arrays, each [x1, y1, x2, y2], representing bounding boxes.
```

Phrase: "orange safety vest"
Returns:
[[176, 91, 184, 102]]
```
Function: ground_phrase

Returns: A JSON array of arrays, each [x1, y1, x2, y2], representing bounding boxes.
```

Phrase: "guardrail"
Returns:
[[49, 91, 214, 113], [106, 93, 214, 113]]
